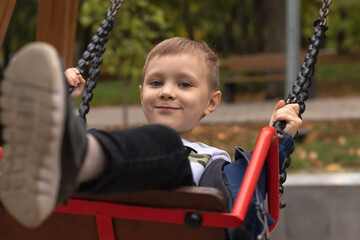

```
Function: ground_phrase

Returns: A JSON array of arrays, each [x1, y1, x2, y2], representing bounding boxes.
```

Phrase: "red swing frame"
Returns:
[[51, 126, 280, 240]]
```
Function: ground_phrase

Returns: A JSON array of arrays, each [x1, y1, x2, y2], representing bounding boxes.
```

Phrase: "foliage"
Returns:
[[150, 0, 272, 54], [301, 0, 360, 52], [79, 0, 175, 83], [3, 0, 360, 68], [1, 0, 38, 65]]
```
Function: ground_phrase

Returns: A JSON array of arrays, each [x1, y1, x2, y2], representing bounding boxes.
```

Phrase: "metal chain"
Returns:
[[108, 0, 126, 17], [78, 15, 113, 121], [274, 0, 331, 206], [319, 0, 332, 26], [70, 0, 126, 122]]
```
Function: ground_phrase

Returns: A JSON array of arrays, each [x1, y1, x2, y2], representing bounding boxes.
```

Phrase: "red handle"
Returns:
[[231, 126, 279, 231]]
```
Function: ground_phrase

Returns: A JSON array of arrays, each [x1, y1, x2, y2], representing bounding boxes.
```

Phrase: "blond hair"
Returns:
[[141, 37, 219, 91]]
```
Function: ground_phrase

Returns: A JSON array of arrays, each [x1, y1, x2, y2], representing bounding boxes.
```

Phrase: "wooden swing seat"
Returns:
[[0, 187, 227, 240]]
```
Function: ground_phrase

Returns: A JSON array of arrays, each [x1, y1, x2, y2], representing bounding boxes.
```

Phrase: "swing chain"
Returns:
[[275, 0, 330, 202], [108, 0, 126, 17], [77, 15, 114, 121], [74, 0, 126, 121], [319, 0, 331, 26]]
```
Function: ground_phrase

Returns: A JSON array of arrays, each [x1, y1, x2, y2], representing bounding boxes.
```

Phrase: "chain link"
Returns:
[[72, 0, 126, 121], [108, 0, 126, 17], [319, 0, 331, 26]]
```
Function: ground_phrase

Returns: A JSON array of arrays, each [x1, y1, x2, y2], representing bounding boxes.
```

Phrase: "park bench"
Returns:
[[220, 50, 360, 102], [220, 52, 307, 102]]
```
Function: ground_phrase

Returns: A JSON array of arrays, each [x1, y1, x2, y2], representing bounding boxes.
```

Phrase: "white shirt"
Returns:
[[182, 139, 231, 185]]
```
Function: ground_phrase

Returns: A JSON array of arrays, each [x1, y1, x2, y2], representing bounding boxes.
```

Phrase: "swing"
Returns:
[[0, 0, 331, 239]]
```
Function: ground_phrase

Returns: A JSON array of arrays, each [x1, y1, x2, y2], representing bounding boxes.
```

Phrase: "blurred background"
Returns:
[[1, 0, 360, 239], [2, 0, 360, 104]]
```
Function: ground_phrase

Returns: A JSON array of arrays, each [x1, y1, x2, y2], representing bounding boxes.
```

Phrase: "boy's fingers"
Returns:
[[272, 105, 298, 122], [78, 74, 86, 85], [289, 103, 300, 115], [67, 77, 77, 87], [274, 100, 285, 111], [269, 100, 285, 125]]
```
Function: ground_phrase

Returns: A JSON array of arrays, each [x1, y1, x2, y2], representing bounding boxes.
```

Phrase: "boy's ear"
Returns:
[[204, 90, 221, 116], [139, 85, 143, 104]]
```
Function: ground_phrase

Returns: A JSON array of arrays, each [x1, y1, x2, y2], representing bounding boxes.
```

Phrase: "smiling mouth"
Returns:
[[154, 106, 181, 111]]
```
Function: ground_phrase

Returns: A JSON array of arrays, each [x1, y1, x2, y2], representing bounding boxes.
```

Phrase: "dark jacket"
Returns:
[[199, 133, 295, 240]]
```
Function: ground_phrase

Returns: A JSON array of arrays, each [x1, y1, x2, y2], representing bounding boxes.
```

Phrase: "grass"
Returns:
[[316, 62, 360, 97], [290, 121, 360, 172], [74, 79, 142, 107], [317, 62, 360, 83]]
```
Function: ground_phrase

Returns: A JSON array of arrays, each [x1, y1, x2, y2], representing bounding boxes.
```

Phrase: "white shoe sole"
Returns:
[[0, 42, 65, 228]]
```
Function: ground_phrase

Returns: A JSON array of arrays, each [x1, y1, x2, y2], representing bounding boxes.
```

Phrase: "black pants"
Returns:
[[78, 124, 194, 193]]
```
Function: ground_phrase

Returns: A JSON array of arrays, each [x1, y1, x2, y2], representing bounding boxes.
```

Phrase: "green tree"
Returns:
[[1, 0, 38, 66], [79, 0, 175, 83], [301, 0, 360, 53], [79, 0, 176, 125]]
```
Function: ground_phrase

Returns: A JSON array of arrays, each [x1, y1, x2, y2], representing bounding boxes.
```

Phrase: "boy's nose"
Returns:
[[159, 91, 175, 100], [159, 87, 176, 100]]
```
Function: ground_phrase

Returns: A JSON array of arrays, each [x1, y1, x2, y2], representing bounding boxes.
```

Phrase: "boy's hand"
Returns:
[[65, 68, 85, 100], [269, 100, 302, 137]]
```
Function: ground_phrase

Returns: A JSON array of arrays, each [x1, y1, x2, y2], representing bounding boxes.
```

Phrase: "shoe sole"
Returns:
[[0, 43, 65, 228]]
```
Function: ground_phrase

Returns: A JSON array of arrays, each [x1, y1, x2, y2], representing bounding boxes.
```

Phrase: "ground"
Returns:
[[189, 121, 360, 173]]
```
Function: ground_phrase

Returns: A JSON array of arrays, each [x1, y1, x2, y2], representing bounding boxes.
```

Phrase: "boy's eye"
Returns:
[[150, 81, 163, 87], [179, 82, 191, 88]]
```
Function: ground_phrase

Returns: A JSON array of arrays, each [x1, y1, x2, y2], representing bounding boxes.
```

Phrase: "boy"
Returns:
[[1, 38, 300, 238], [67, 37, 301, 239]]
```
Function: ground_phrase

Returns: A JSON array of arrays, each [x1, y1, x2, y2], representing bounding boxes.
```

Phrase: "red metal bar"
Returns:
[[55, 199, 243, 228], [230, 126, 279, 229], [96, 215, 115, 240], [266, 130, 280, 231], [54, 126, 280, 235]]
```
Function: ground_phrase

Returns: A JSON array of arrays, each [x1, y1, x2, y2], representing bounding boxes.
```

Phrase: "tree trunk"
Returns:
[[265, 0, 286, 98], [183, 0, 194, 40], [249, 0, 267, 53], [266, 0, 286, 52]]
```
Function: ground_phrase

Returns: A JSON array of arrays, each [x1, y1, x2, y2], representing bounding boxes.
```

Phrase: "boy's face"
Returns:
[[140, 53, 221, 138]]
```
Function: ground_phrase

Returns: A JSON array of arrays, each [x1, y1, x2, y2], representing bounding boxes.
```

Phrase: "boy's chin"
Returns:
[[150, 122, 182, 133]]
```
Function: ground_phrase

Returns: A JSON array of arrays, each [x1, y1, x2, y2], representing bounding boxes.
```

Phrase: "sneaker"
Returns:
[[0, 42, 87, 228]]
